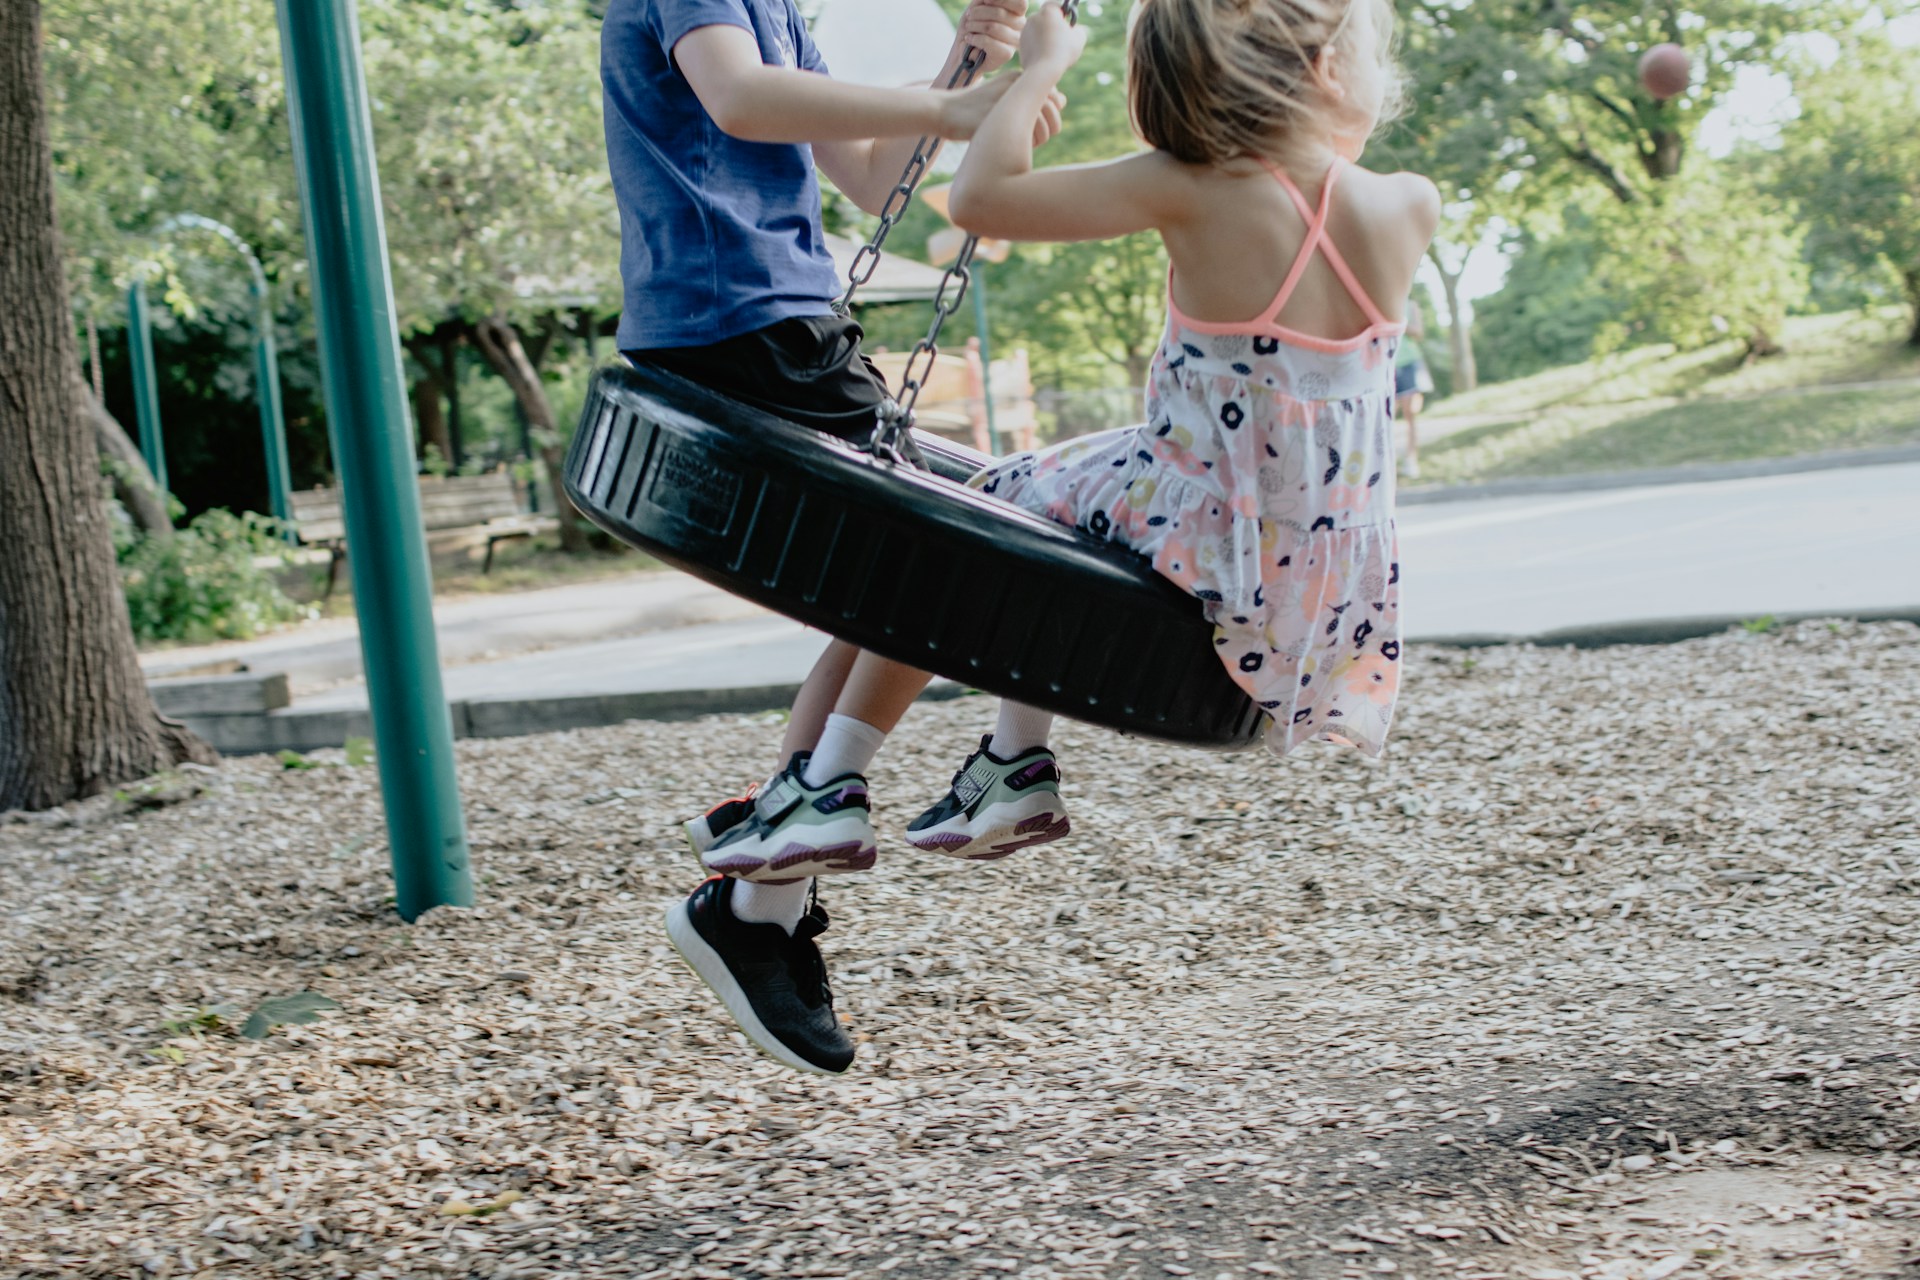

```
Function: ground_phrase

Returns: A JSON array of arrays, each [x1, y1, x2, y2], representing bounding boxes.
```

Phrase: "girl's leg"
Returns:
[[782, 638, 860, 760], [991, 701, 1055, 756], [798, 651, 934, 785]]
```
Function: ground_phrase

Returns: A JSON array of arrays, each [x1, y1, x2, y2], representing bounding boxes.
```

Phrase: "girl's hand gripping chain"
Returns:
[[955, 0, 1032, 74], [1019, 0, 1088, 73]]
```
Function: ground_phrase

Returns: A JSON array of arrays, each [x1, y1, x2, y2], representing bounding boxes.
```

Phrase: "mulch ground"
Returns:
[[3, 621, 1918, 1280]]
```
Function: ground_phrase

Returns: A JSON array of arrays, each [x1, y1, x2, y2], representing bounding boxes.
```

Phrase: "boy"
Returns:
[[601, 0, 1058, 1075]]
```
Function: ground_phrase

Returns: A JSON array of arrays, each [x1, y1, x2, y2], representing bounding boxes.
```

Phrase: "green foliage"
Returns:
[[1471, 212, 1619, 384], [1588, 175, 1808, 355], [343, 737, 377, 768], [118, 509, 312, 643], [160, 1003, 241, 1037], [1772, 34, 1920, 342], [240, 991, 341, 1041], [276, 750, 318, 771]]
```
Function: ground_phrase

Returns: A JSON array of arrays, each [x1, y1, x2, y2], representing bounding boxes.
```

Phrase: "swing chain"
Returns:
[[850, 0, 1080, 463]]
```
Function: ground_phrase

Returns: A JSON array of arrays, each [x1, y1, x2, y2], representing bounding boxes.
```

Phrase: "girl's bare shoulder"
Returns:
[[1344, 164, 1442, 239]]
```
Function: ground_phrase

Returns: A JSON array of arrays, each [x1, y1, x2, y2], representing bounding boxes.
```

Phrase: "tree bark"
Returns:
[[468, 314, 588, 552], [0, 1, 214, 811], [82, 375, 172, 540], [1428, 246, 1479, 394], [405, 338, 453, 469], [1641, 129, 1684, 181], [438, 329, 464, 467]]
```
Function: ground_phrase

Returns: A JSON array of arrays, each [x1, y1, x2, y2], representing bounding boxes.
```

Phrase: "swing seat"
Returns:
[[562, 363, 1262, 748]]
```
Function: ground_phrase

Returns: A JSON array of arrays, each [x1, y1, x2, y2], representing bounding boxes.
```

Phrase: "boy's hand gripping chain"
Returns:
[[838, 0, 1080, 465]]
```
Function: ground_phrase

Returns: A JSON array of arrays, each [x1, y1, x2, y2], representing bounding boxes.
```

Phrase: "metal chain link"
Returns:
[[846, 1, 1080, 463]]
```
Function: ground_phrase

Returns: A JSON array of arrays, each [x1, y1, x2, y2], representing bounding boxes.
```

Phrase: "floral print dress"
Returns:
[[973, 159, 1405, 756]]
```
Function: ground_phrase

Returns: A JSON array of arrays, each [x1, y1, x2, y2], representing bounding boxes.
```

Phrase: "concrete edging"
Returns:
[[180, 679, 973, 757], [1400, 444, 1920, 506], [1420, 606, 1920, 650]]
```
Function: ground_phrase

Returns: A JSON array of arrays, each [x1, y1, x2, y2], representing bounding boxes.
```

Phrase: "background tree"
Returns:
[[3, 0, 214, 811], [1774, 33, 1920, 346]]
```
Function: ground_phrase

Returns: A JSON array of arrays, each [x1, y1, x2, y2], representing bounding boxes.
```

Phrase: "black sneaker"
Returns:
[[664, 876, 855, 1075]]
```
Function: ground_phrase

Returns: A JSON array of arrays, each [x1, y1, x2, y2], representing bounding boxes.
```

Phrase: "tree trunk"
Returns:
[[469, 314, 588, 552], [1642, 129, 1684, 181], [403, 334, 454, 468], [1429, 247, 1479, 394], [0, 2, 214, 811], [438, 329, 464, 467], [1905, 271, 1920, 349], [83, 375, 173, 540]]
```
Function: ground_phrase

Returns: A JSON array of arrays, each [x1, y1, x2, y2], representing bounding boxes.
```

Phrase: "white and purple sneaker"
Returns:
[[701, 752, 878, 882], [905, 737, 1071, 861]]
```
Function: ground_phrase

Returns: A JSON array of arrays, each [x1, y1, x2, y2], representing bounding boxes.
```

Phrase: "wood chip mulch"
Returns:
[[2, 621, 1917, 1279]]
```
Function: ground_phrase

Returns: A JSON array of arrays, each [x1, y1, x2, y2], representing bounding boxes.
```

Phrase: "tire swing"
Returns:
[[562, 11, 1262, 749]]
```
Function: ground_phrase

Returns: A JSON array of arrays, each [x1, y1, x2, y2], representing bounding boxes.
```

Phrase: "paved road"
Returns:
[[1397, 460, 1920, 637]]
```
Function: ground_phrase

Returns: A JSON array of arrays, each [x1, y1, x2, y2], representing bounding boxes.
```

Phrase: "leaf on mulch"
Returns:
[[240, 991, 341, 1040]]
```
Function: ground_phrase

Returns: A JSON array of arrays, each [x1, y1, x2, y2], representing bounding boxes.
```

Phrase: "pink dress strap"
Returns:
[[1257, 158, 1394, 330]]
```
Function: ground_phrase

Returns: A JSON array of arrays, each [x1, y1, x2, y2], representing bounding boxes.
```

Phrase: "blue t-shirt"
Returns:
[[603, 0, 843, 350]]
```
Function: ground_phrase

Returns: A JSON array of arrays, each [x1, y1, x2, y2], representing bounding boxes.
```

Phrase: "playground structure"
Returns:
[[272, 0, 471, 920], [123, 215, 297, 531]]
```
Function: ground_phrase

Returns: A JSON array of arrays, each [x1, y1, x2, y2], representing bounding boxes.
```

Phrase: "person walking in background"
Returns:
[[1394, 300, 1434, 479]]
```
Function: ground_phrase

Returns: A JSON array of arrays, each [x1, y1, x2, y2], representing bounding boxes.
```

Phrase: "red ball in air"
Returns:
[[1638, 43, 1690, 101]]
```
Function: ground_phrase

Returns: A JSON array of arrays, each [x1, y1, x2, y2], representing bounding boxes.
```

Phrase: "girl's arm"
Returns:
[[815, 0, 1042, 215], [947, 6, 1191, 241]]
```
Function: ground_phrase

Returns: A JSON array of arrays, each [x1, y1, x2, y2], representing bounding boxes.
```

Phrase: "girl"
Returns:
[[676, 0, 1437, 1074]]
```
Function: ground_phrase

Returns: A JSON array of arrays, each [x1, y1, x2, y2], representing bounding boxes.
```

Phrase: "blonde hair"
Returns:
[[1127, 0, 1403, 167]]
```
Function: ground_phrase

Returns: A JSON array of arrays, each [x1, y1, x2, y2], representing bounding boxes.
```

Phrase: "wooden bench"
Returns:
[[289, 471, 559, 595]]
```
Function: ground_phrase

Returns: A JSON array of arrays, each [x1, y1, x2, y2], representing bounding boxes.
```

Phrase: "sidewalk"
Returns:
[[139, 569, 766, 696], [154, 461, 1920, 753]]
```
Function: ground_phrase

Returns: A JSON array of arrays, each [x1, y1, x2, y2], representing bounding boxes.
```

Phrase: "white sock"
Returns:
[[988, 701, 1054, 757], [802, 713, 886, 786], [730, 877, 812, 934]]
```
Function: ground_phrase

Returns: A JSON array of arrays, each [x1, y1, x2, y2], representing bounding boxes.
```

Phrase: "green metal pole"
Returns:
[[250, 277, 296, 535], [971, 264, 1000, 453], [125, 278, 168, 493], [275, 0, 471, 921]]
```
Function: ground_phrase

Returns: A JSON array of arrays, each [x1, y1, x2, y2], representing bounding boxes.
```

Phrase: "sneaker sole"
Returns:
[[701, 813, 879, 882], [907, 796, 1071, 861], [664, 900, 846, 1077]]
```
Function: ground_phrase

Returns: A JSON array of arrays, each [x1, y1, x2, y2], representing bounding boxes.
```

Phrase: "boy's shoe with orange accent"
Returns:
[[905, 737, 1070, 861], [665, 875, 854, 1075], [701, 752, 877, 882], [684, 785, 760, 857]]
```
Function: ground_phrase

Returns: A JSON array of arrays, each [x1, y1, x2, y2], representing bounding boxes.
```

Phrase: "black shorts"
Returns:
[[624, 314, 893, 444]]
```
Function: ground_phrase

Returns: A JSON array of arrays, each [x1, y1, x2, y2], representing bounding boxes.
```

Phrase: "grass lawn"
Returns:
[[1421, 307, 1920, 485]]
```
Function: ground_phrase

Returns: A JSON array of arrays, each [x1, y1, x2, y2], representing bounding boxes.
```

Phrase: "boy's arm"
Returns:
[[676, 25, 1010, 148]]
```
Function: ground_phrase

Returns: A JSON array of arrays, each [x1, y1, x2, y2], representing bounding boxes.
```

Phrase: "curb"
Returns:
[[179, 679, 974, 758], [175, 606, 1920, 756], [1399, 444, 1920, 506], [1419, 606, 1920, 650]]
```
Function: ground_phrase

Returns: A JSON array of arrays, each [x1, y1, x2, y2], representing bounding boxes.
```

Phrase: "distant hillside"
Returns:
[[1419, 308, 1920, 486]]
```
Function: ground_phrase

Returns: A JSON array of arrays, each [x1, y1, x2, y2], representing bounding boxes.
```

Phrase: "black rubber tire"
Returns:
[[563, 363, 1262, 748]]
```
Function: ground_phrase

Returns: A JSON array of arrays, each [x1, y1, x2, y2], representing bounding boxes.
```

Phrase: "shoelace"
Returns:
[[790, 884, 834, 1007]]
